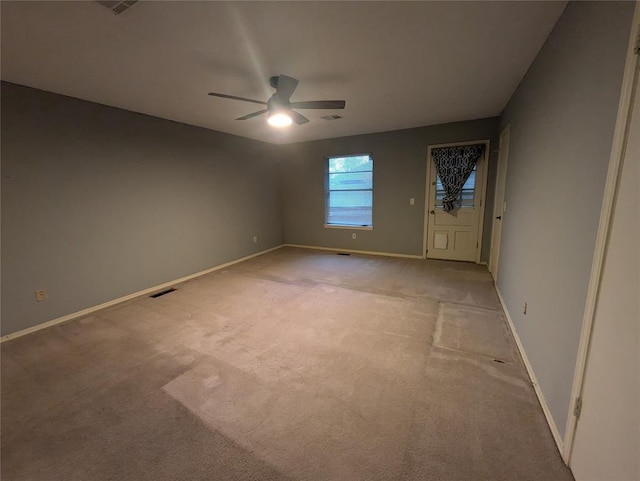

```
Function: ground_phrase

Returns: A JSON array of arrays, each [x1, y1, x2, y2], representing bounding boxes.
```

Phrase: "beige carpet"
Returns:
[[1, 247, 574, 480]]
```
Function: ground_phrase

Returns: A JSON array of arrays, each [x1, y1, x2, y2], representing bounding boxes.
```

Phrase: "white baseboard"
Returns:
[[495, 287, 565, 459], [284, 243, 424, 259], [1, 245, 285, 343]]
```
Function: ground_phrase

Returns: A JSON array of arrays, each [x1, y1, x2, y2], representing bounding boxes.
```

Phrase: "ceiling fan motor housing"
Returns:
[[267, 95, 289, 112]]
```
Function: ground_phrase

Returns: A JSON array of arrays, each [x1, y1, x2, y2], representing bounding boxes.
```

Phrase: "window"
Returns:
[[325, 154, 373, 227], [435, 165, 477, 208]]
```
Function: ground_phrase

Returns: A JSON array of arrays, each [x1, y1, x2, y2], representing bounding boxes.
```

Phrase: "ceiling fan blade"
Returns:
[[289, 100, 346, 110], [208, 92, 267, 105], [289, 110, 310, 125], [274, 75, 299, 101], [236, 109, 268, 120]]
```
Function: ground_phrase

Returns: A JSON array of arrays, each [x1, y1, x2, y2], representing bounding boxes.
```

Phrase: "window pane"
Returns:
[[328, 156, 372, 174], [328, 171, 373, 191], [327, 191, 372, 226], [326, 154, 373, 227]]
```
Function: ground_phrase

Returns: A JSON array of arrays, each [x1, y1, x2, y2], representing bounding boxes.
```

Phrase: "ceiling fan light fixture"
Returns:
[[267, 111, 292, 127], [208, 75, 345, 127]]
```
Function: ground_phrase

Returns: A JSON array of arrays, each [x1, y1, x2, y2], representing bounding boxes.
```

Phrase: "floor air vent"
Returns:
[[95, 0, 138, 15], [150, 288, 176, 298]]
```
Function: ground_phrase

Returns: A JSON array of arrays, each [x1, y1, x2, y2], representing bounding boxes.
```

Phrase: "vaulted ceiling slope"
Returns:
[[1, 1, 566, 144]]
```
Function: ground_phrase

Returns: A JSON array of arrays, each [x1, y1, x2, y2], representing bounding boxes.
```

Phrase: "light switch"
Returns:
[[410, 198, 415, 205]]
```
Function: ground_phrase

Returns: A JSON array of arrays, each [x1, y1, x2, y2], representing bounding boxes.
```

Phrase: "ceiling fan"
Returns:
[[208, 75, 346, 127]]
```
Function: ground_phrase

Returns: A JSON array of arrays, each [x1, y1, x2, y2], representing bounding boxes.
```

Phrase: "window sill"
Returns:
[[324, 224, 373, 231]]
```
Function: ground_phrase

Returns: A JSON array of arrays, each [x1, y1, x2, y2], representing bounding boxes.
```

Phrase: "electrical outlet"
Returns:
[[35, 289, 47, 302], [352, 233, 357, 240], [523, 302, 528, 315], [253, 236, 258, 243]]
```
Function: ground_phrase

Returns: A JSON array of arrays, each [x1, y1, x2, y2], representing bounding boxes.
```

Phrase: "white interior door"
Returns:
[[569, 51, 639, 481], [425, 141, 489, 262], [488, 126, 510, 280]]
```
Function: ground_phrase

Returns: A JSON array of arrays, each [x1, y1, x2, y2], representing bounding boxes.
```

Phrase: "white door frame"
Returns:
[[564, 10, 640, 465], [422, 139, 490, 263], [488, 125, 510, 281]]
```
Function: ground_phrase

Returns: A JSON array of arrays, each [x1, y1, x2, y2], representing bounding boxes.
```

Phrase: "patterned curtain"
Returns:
[[432, 144, 484, 212]]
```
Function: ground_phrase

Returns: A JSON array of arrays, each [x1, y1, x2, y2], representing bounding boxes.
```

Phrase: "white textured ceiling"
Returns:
[[1, 1, 566, 144]]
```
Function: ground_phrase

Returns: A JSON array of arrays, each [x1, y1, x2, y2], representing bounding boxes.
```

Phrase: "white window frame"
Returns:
[[324, 153, 374, 230]]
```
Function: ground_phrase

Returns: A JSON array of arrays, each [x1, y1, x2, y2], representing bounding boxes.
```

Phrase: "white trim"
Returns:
[[284, 243, 423, 259], [564, 10, 640, 466], [1, 245, 285, 343], [488, 125, 510, 281], [422, 156, 431, 259], [426, 139, 491, 149], [496, 286, 565, 456], [423, 139, 490, 264], [474, 142, 490, 264], [323, 224, 373, 231]]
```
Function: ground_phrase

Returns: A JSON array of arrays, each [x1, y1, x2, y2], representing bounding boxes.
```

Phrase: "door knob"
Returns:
[[430, 210, 435, 214], [496, 216, 502, 220]]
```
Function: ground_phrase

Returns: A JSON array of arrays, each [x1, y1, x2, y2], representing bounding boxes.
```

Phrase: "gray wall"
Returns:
[[497, 1, 634, 438], [279, 118, 500, 258], [1, 82, 283, 336]]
